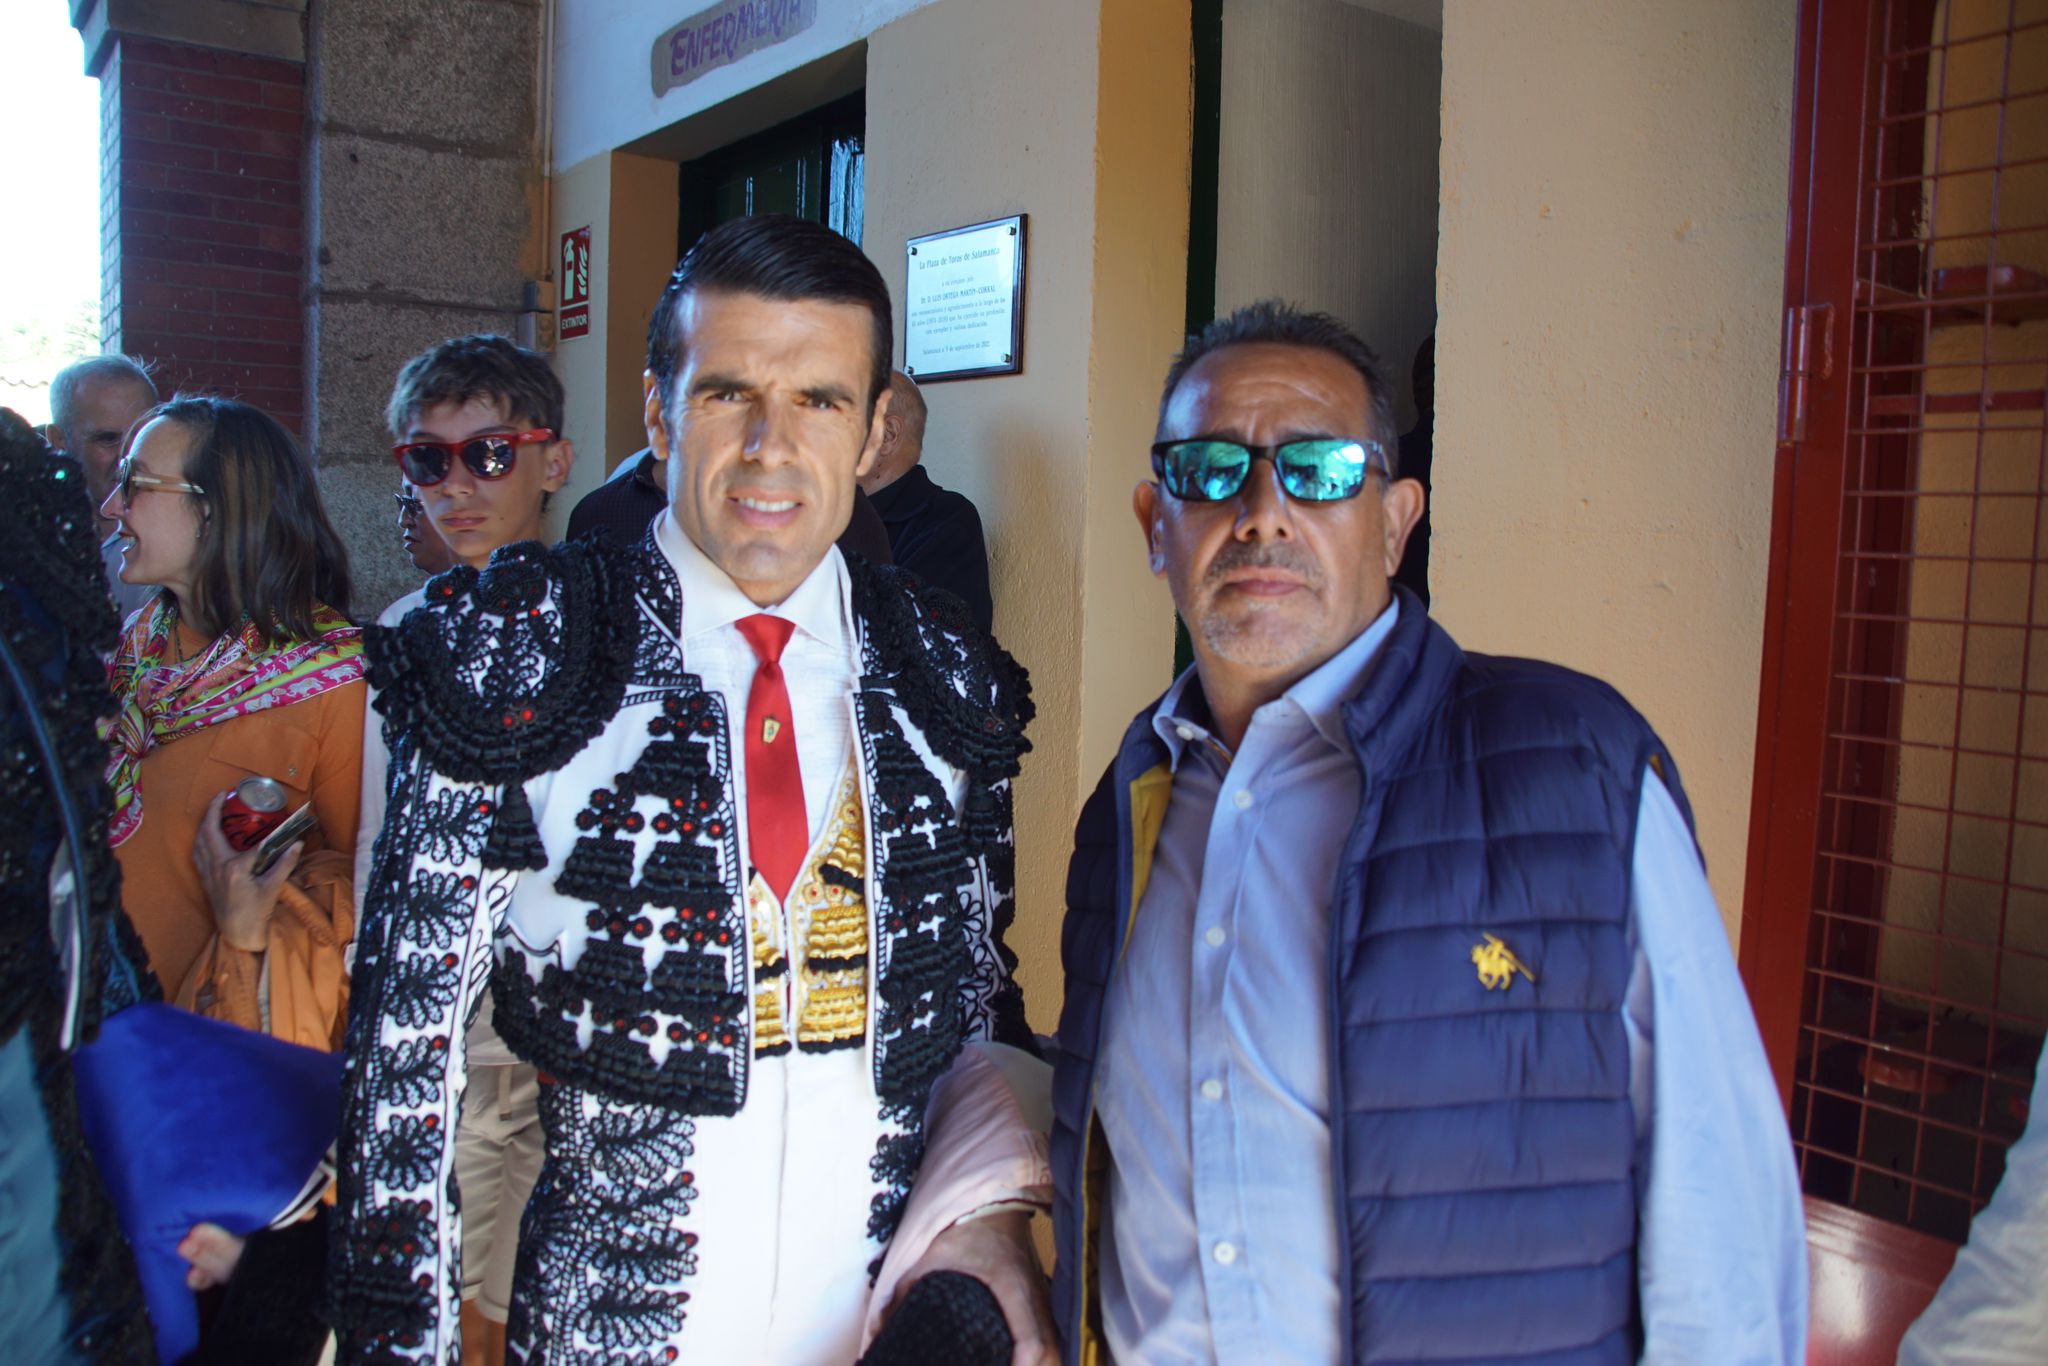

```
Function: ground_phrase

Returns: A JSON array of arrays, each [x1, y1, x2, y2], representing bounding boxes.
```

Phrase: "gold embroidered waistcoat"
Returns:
[[748, 764, 869, 1055]]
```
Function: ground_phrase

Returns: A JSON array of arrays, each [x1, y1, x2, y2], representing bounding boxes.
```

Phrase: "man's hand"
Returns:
[[886, 1208, 1057, 1366], [193, 791, 302, 953], [179, 1221, 246, 1291]]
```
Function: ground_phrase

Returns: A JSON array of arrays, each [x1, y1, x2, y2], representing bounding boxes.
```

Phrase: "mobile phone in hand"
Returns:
[[251, 803, 317, 877]]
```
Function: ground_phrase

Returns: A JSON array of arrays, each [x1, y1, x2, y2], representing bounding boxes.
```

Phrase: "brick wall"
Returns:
[[102, 36, 305, 433]]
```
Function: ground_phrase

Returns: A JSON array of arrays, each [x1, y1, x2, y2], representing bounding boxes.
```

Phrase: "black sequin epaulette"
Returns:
[[845, 556, 1034, 782], [364, 538, 641, 870]]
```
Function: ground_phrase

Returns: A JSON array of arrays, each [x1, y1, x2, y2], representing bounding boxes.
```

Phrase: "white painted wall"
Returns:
[[551, 0, 938, 172]]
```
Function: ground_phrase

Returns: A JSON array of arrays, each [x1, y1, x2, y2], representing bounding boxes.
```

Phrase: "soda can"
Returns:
[[220, 776, 289, 851]]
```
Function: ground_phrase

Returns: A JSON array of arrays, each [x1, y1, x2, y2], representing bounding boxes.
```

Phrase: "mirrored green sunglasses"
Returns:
[[1150, 437, 1388, 503]]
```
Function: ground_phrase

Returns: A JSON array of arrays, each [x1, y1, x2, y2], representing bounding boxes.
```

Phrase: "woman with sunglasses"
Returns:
[[100, 395, 365, 1052]]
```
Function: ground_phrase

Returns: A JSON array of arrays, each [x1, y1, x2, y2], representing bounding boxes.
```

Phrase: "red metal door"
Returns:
[[1743, 0, 2047, 1355]]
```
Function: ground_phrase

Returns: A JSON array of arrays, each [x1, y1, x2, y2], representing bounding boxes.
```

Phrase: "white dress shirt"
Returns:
[[627, 511, 879, 1361]]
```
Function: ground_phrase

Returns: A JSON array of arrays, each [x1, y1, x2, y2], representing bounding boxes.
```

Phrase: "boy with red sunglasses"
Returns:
[[386, 335, 575, 569], [360, 334, 573, 1366]]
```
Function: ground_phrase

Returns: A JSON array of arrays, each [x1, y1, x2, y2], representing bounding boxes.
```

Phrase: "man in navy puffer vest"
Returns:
[[1049, 302, 1807, 1365]]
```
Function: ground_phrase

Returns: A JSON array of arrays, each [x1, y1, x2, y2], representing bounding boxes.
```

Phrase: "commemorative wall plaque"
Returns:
[[903, 215, 1026, 382]]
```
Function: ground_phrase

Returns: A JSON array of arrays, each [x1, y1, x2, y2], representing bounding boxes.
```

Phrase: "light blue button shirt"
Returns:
[[1095, 601, 1808, 1364]]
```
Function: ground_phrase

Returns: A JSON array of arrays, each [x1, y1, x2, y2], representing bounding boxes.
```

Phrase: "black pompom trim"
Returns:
[[480, 780, 547, 871], [366, 538, 641, 869], [845, 556, 1034, 784]]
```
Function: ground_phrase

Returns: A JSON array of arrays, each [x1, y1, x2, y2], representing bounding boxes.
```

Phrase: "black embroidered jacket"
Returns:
[[329, 534, 1033, 1362]]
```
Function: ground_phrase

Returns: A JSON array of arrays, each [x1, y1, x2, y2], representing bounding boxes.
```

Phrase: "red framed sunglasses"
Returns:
[[391, 428, 554, 486]]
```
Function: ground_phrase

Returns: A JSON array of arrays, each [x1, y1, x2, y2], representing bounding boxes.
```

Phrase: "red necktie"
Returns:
[[735, 614, 807, 901]]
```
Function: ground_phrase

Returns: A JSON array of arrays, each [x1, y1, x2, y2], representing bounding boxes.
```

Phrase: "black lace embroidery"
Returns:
[[337, 1196, 440, 1358], [841, 560, 1037, 1263], [848, 556, 1034, 1052], [403, 871, 479, 950], [492, 671, 751, 1115], [846, 555, 1034, 784], [508, 1087, 699, 1357], [625, 527, 694, 695], [410, 785, 493, 864], [380, 1033, 452, 1109], [366, 539, 641, 870], [331, 765, 486, 1356]]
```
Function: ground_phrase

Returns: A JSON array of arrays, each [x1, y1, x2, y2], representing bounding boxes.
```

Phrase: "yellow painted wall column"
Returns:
[[1434, 0, 1799, 942], [548, 150, 611, 530], [547, 150, 679, 535], [604, 154, 680, 476], [868, 0, 1189, 1028]]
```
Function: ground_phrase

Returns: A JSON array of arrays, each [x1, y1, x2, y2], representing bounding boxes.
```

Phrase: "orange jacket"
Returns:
[[114, 681, 363, 1051]]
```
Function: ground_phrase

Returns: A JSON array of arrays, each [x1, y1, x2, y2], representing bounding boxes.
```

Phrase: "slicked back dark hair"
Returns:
[[645, 214, 892, 418], [150, 396, 354, 643], [1161, 300, 1400, 475], [386, 334, 566, 439]]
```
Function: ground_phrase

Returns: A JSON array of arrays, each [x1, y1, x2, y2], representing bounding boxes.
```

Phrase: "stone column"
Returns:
[[305, 0, 544, 616]]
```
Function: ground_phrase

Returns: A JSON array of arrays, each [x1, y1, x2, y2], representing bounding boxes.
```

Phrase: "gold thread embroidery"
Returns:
[[749, 874, 790, 1053], [748, 766, 871, 1056], [794, 771, 869, 1050]]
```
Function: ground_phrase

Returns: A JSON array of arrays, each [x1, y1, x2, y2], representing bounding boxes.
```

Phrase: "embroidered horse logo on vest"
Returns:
[[1471, 932, 1536, 992]]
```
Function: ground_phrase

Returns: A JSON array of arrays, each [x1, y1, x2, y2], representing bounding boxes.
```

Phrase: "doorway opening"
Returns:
[[677, 89, 865, 255]]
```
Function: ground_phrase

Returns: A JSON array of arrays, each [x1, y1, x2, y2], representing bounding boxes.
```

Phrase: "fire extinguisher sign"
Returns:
[[560, 227, 593, 340]]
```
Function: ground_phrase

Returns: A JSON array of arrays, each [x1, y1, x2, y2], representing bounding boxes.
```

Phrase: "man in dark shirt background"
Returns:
[[564, 443, 668, 545], [858, 370, 994, 633]]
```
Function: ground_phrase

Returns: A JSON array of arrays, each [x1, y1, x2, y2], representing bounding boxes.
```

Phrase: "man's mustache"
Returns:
[[1203, 542, 1321, 589]]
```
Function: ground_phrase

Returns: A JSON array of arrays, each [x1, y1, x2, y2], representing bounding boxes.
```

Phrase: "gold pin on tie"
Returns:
[[1471, 932, 1536, 992], [763, 716, 782, 744]]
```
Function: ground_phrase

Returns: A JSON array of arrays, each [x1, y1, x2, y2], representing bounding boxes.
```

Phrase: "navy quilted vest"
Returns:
[[1052, 590, 1695, 1364]]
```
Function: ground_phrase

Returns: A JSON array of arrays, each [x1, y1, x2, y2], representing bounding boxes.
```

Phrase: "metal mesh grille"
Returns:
[[1793, 0, 2048, 1241]]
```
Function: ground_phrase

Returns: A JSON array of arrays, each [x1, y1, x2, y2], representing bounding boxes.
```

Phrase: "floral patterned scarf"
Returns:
[[106, 596, 365, 846]]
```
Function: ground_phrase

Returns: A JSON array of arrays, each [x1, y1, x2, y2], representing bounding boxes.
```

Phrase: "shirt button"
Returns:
[[1176, 724, 1196, 741], [1232, 789, 1253, 810], [1204, 926, 1225, 948], [1213, 1240, 1238, 1265], [1200, 1079, 1224, 1101]]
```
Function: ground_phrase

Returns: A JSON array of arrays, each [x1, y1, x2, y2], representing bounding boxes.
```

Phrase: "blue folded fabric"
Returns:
[[69, 1003, 344, 1364]]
